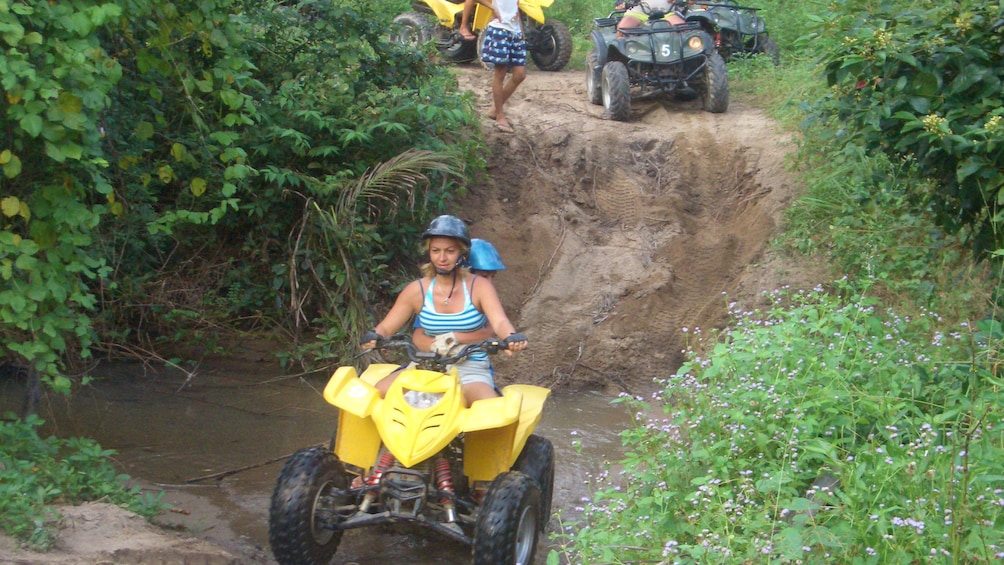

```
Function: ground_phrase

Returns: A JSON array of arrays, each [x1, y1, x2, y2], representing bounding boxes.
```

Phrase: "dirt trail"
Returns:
[[0, 66, 823, 564], [457, 64, 813, 394]]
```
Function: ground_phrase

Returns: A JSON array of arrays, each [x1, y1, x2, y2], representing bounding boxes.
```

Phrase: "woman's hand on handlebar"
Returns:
[[502, 332, 528, 355], [360, 330, 382, 350]]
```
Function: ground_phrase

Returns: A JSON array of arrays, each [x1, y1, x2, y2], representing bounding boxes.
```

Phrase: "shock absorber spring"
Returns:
[[367, 450, 396, 486], [434, 457, 458, 522], [434, 458, 454, 495], [359, 450, 396, 513]]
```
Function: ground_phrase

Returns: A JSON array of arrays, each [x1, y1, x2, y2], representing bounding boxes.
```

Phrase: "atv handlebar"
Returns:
[[361, 334, 520, 371]]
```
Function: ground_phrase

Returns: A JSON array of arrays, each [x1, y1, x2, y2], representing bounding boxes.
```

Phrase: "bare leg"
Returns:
[[617, 14, 643, 34], [374, 368, 403, 397], [458, 0, 476, 39], [463, 382, 501, 406], [492, 65, 525, 129]]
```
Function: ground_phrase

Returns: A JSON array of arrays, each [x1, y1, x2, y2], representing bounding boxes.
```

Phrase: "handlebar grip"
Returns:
[[503, 333, 528, 347], [360, 330, 382, 345]]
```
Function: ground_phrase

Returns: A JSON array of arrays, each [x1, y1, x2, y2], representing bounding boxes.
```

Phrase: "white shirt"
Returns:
[[487, 0, 522, 33]]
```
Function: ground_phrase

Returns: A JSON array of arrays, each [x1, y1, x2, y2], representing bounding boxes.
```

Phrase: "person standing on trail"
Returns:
[[475, 0, 525, 134]]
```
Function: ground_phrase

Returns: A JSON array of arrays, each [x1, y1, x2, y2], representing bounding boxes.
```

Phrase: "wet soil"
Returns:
[[0, 63, 826, 564]]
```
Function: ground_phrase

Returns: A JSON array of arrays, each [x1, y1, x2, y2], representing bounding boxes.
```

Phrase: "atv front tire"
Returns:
[[585, 50, 603, 105], [701, 51, 729, 113], [513, 434, 555, 530], [442, 26, 478, 62], [268, 447, 352, 565], [530, 20, 573, 71], [473, 472, 542, 565], [390, 12, 433, 48], [602, 61, 631, 121]]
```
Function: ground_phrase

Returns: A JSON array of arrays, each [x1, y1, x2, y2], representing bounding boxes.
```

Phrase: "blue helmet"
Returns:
[[469, 239, 506, 271]]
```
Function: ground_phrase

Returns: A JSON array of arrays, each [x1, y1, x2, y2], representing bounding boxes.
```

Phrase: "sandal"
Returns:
[[495, 121, 515, 134]]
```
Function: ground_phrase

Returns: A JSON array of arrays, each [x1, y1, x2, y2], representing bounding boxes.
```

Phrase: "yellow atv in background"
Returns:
[[268, 335, 554, 565], [389, 0, 573, 71]]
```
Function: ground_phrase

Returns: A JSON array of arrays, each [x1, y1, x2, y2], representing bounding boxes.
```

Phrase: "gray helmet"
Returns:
[[422, 215, 471, 247], [469, 239, 506, 271]]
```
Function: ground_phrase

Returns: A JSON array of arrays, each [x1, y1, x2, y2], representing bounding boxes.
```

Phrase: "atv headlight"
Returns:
[[688, 36, 704, 50], [625, 40, 642, 56], [404, 389, 444, 409]]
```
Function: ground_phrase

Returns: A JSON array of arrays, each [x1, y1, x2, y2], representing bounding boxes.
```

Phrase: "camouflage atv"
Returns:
[[683, 0, 779, 65], [586, 1, 728, 121]]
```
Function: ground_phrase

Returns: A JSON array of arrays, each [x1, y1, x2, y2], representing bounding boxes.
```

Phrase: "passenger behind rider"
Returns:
[[360, 217, 527, 407], [411, 238, 508, 372], [615, 0, 686, 33]]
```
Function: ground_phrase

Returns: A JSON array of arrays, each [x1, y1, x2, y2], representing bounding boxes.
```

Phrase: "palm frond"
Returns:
[[335, 148, 463, 220]]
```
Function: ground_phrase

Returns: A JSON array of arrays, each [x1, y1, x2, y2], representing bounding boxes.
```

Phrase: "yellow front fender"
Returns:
[[423, 0, 463, 26], [322, 366, 381, 419]]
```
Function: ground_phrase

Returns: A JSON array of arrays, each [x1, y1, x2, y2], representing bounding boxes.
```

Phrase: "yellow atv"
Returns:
[[267, 335, 553, 565]]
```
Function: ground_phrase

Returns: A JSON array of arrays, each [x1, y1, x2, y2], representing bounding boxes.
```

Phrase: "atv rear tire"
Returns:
[[268, 447, 351, 565], [701, 51, 729, 113], [513, 434, 555, 530], [530, 20, 573, 71], [390, 12, 432, 48], [473, 472, 542, 565], [602, 61, 631, 121], [585, 50, 603, 105]]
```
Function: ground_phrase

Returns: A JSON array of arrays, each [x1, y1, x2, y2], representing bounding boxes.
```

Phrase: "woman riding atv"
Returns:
[[361, 216, 528, 406]]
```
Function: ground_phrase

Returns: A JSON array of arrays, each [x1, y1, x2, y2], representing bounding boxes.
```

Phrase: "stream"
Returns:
[[2, 357, 637, 564]]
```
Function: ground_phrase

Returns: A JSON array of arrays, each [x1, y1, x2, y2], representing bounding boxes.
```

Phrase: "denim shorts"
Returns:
[[451, 358, 495, 387], [397, 358, 495, 387], [481, 26, 527, 68]]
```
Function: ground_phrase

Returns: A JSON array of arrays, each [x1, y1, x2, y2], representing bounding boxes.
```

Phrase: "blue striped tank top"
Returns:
[[418, 277, 489, 361]]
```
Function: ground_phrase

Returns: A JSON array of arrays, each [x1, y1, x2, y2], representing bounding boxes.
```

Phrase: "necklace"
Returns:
[[443, 273, 457, 305]]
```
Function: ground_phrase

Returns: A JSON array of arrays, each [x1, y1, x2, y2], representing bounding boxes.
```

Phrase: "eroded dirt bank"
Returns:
[[457, 64, 813, 394], [0, 65, 822, 564]]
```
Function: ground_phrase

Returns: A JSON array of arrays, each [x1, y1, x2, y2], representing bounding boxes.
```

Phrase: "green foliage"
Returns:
[[0, 0, 120, 390], [805, 0, 1004, 257], [0, 413, 167, 549], [782, 137, 974, 304], [554, 284, 1004, 563], [1, 0, 483, 386], [94, 0, 481, 361]]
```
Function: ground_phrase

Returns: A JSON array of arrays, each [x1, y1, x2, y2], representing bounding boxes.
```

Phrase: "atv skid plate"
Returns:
[[322, 466, 475, 545]]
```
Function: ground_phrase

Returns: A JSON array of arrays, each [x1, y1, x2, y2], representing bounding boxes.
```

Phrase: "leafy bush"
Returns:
[[553, 284, 1004, 563], [805, 0, 1004, 257], [1, 0, 483, 386], [0, 414, 166, 549]]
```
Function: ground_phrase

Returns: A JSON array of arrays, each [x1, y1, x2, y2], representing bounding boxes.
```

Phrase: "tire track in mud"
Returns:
[[456, 65, 811, 394]]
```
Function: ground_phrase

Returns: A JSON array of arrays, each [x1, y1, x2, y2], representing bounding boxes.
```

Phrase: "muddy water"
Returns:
[[2, 360, 634, 564]]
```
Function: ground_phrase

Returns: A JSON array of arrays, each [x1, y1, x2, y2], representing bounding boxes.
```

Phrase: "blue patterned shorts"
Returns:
[[481, 26, 526, 67]]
